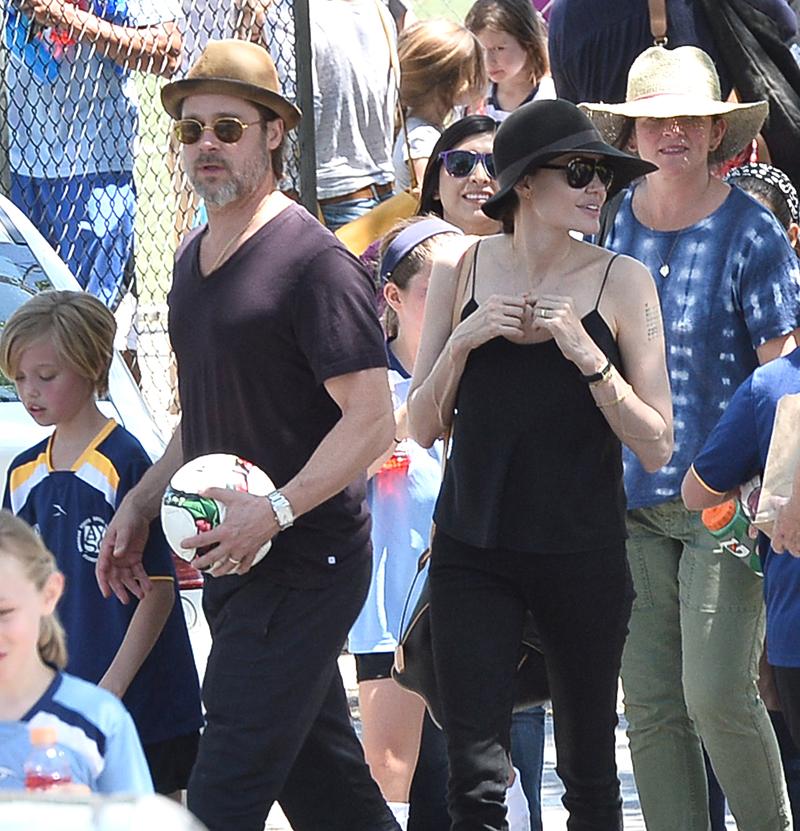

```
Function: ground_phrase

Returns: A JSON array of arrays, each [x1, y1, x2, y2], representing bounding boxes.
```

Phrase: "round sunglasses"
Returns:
[[173, 117, 260, 145], [539, 157, 615, 190], [439, 149, 496, 179]]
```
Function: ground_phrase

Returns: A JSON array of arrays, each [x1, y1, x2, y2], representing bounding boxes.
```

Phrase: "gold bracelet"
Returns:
[[595, 387, 630, 408]]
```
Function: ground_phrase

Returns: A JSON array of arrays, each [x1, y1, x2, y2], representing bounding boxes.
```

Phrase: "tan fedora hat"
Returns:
[[161, 39, 301, 129], [579, 46, 767, 163]]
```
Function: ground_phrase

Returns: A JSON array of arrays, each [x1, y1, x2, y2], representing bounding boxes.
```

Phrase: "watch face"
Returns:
[[269, 491, 294, 528]]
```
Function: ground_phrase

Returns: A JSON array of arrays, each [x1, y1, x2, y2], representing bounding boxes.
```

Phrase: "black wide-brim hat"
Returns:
[[482, 98, 657, 220]]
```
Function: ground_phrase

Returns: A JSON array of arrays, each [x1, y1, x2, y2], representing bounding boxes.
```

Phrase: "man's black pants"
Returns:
[[187, 557, 399, 831]]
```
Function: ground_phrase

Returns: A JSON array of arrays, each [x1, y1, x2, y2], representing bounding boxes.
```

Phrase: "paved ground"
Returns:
[[265, 655, 737, 830], [183, 595, 735, 830]]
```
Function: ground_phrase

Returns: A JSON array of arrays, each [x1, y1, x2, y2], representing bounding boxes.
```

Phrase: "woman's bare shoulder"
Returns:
[[579, 242, 655, 292]]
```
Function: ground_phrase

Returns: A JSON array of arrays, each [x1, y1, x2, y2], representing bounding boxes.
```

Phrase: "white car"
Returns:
[[0, 194, 209, 674]]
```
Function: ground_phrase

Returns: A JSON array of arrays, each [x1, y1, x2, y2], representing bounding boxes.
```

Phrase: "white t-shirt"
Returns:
[[392, 116, 441, 192]]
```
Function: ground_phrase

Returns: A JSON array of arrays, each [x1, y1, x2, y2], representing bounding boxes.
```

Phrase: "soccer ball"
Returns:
[[161, 453, 275, 571]]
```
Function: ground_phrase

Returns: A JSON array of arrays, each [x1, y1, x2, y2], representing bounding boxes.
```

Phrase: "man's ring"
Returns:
[[540, 308, 551, 319], [228, 557, 242, 565]]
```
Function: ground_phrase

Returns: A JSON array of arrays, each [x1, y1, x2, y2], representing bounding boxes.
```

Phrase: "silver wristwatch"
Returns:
[[266, 489, 295, 530]]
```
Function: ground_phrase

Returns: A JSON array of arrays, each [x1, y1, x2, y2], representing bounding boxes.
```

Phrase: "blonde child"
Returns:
[[394, 19, 487, 192], [465, 0, 554, 121], [0, 509, 152, 793], [0, 291, 202, 797]]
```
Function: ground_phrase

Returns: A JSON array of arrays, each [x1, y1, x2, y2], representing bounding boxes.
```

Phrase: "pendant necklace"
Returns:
[[656, 230, 683, 278]]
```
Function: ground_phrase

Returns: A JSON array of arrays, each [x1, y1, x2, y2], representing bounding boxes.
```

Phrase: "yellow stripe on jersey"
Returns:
[[70, 419, 117, 472], [74, 451, 121, 511], [8, 452, 49, 514]]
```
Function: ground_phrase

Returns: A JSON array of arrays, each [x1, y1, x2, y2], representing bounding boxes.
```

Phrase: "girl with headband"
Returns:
[[348, 216, 464, 831]]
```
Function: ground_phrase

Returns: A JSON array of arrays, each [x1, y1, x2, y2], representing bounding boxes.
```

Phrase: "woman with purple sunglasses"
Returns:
[[418, 115, 501, 236]]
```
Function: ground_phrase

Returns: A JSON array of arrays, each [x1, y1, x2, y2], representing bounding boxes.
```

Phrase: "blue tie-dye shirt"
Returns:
[[606, 185, 800, 510]]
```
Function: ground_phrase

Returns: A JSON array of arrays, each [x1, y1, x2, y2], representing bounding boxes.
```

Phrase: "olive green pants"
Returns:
[[621, 498, 791, 831]]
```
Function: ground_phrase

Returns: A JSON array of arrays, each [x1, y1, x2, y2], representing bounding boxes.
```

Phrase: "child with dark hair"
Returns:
[[465, 0, 554, 121], [726, 162, 800, 254]]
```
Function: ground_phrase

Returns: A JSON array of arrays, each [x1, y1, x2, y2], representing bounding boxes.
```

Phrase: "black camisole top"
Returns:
[[433, 250, 627, 554]]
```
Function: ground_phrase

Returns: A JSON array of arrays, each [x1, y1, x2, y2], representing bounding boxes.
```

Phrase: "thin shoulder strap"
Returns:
[[595, 253, 621, 310], [469, 240, 480, 302], [450, 240, 481, 333]]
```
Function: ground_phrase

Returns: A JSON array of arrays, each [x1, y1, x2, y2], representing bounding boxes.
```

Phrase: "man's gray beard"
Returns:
[[193, 178, 241, 208], [188, 148, 270, 208]]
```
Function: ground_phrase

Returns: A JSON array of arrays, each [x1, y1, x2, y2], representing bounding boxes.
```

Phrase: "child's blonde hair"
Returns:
[[0, 291, 116, 397], [0, 510, 67, 669], [398, 19, 487, 122], [465, 0, 549, 85]]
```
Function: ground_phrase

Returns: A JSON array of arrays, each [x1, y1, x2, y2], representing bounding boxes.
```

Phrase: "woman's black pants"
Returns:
[[429, 531, 634, 831]]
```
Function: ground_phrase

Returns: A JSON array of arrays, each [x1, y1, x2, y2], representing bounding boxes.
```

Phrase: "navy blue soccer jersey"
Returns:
[[3, 420, 203, 745]]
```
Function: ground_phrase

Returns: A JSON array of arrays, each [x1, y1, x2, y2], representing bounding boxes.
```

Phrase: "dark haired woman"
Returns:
[[418, 113, 545, 831], [418, 114, 499, 236], [408, 98, 672, 830]]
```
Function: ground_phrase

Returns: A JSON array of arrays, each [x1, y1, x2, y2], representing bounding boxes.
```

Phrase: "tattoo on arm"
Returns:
[[645, 303, 661, 342]]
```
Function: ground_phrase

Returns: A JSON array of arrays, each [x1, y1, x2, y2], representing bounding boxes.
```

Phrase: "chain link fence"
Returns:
[[0, 0, 471, 434]]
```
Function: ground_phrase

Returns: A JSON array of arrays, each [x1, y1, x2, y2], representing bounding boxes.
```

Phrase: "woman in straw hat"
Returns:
[[581, 45, 800, 831], [407, 97, 672, 830]]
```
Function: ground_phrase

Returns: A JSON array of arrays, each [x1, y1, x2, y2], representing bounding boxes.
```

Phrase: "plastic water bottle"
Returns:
[[24, 726, 73, 790], [702, 499, 763, 577], [380, 439, 410, 474]]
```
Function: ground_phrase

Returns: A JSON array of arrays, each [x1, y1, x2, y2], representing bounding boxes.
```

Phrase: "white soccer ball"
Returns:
[[161, 453, 275, 573]]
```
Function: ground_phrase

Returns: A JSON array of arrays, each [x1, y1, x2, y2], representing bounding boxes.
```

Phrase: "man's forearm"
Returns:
[[281, 407, 393, 520], [125, 422, 185, 521]]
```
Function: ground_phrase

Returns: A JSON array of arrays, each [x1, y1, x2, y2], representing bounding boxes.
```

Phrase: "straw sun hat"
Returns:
[[579, 46, 768, 163], [161, 39, 301, 129]]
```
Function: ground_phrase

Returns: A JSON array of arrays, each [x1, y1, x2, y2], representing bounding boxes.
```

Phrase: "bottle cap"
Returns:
[[29, 726, 58, 746], [702, 500, 736, 532]]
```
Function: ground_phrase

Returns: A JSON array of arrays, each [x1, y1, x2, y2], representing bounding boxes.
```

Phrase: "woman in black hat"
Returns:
[[407, 98, 673, 830]]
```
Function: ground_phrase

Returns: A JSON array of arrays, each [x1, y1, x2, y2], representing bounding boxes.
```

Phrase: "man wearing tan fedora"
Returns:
[[96, 39, 400, 831]]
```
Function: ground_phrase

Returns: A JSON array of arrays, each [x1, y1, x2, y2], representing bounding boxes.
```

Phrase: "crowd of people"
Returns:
[[4, 2, 800, 831]]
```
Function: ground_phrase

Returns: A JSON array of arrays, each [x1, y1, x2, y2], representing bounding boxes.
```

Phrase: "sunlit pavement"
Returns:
[[183, 614, 735, 831]]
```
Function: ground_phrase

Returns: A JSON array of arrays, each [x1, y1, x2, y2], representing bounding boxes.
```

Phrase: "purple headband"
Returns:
[[380, 218, 463, 284]]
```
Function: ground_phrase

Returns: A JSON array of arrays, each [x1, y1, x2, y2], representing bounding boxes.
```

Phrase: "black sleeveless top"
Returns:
[[433, 250, 627, 553]]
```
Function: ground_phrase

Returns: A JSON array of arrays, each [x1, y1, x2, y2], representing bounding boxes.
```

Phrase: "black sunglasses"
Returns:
[[539, 157, 615, 189], [173, 117, 260, 145], [439, 149, 496, 179]]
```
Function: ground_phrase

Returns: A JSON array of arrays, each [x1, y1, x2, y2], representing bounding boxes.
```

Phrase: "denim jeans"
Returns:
[[429, 531, 633, 831], [11, 171, 135, 309], [621, 498, 790, 831], [511, 707, 545, 831], [320, 189, 393, 231]]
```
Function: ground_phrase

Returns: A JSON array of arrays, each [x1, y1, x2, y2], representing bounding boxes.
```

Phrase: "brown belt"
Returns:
[[318, 181, 394, 206]]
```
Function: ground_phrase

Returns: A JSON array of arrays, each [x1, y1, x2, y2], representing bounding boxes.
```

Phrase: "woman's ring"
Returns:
[[228, 557, 242, 565], [539, 308, 551, 319]]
